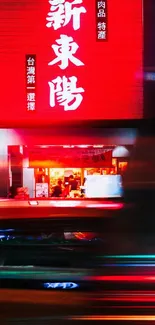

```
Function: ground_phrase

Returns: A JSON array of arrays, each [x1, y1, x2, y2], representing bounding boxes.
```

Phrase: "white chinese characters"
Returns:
[[27, 57, 35, 66], [48, 76, 84, 111], [27, 102, 35, 111], [27, 67, 35, 75], [96, 0, 107, 41], [46, 0, 85, 112], [98, 31, 106, 39], [48, 34, 84, 69], [26, 55, 36, 111], [98, 1, 105, 9], [27, 93, 35, 102], [46, 0, 86, 30], [98, 9, 105, 18], [27, 75, 35, 84], [98, 22, 106, 31]]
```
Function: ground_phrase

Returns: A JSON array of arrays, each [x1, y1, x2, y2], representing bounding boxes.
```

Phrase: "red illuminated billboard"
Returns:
[[0, 0, 143, 125]]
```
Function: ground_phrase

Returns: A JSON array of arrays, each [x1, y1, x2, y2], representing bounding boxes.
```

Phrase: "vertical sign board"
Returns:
[[26, 55, 36, 111], [0, 0, 143, 123], [96, 0, 108, 41]]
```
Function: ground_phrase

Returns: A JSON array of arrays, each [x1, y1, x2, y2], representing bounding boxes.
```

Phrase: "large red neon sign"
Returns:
[[0, 0, 143, 125]]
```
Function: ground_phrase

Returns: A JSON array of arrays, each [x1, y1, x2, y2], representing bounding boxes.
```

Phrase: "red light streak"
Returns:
[[70, 315, 155, 321], [88, 275, 155, 282], [101, 296, 155, 302], [89, 291, 155, 303]]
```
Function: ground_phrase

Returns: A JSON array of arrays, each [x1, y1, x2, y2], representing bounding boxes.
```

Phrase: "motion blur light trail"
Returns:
[[88, 275, 155, 282], [91, 290, 155, 303], [97, 295, 155, 303], [102, 297, 155, 302], [103, 255, 155, 259], [70, 315, 155, 321], [104, 264, 155, 267]]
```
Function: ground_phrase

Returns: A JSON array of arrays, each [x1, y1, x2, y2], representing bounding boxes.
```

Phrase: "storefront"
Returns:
[[0, 0, 143, 199]]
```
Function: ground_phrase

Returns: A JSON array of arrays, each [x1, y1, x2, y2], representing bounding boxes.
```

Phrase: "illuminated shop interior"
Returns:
[[8, 144, 130, 199]]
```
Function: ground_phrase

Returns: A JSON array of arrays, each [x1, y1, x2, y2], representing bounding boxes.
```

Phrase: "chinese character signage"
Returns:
[[46, 0, 86, 112], [26, 55, 36, 111], [0, 0, 143, 125], [29, 147, 112, 168], [96, 0, 108, 41]]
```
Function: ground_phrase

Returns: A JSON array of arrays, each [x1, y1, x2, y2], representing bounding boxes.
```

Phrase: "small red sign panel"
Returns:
[[26, 55, 36, 111], [96, 0, 108, 41]]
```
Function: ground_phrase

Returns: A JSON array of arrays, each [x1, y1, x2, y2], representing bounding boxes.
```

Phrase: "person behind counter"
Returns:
[[51, 180, 63, 197], [62, 182, 71, 197], [69, 175, 78, 191]]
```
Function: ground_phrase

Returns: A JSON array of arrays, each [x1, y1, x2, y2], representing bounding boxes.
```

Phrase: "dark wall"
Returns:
[[144, 0, 155, 118], [9, 146, 23, 195], [0, 147, 9, 197]]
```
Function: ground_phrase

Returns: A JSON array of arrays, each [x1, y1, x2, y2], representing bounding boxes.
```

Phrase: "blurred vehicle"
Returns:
[[1, 127, 155, 323]]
